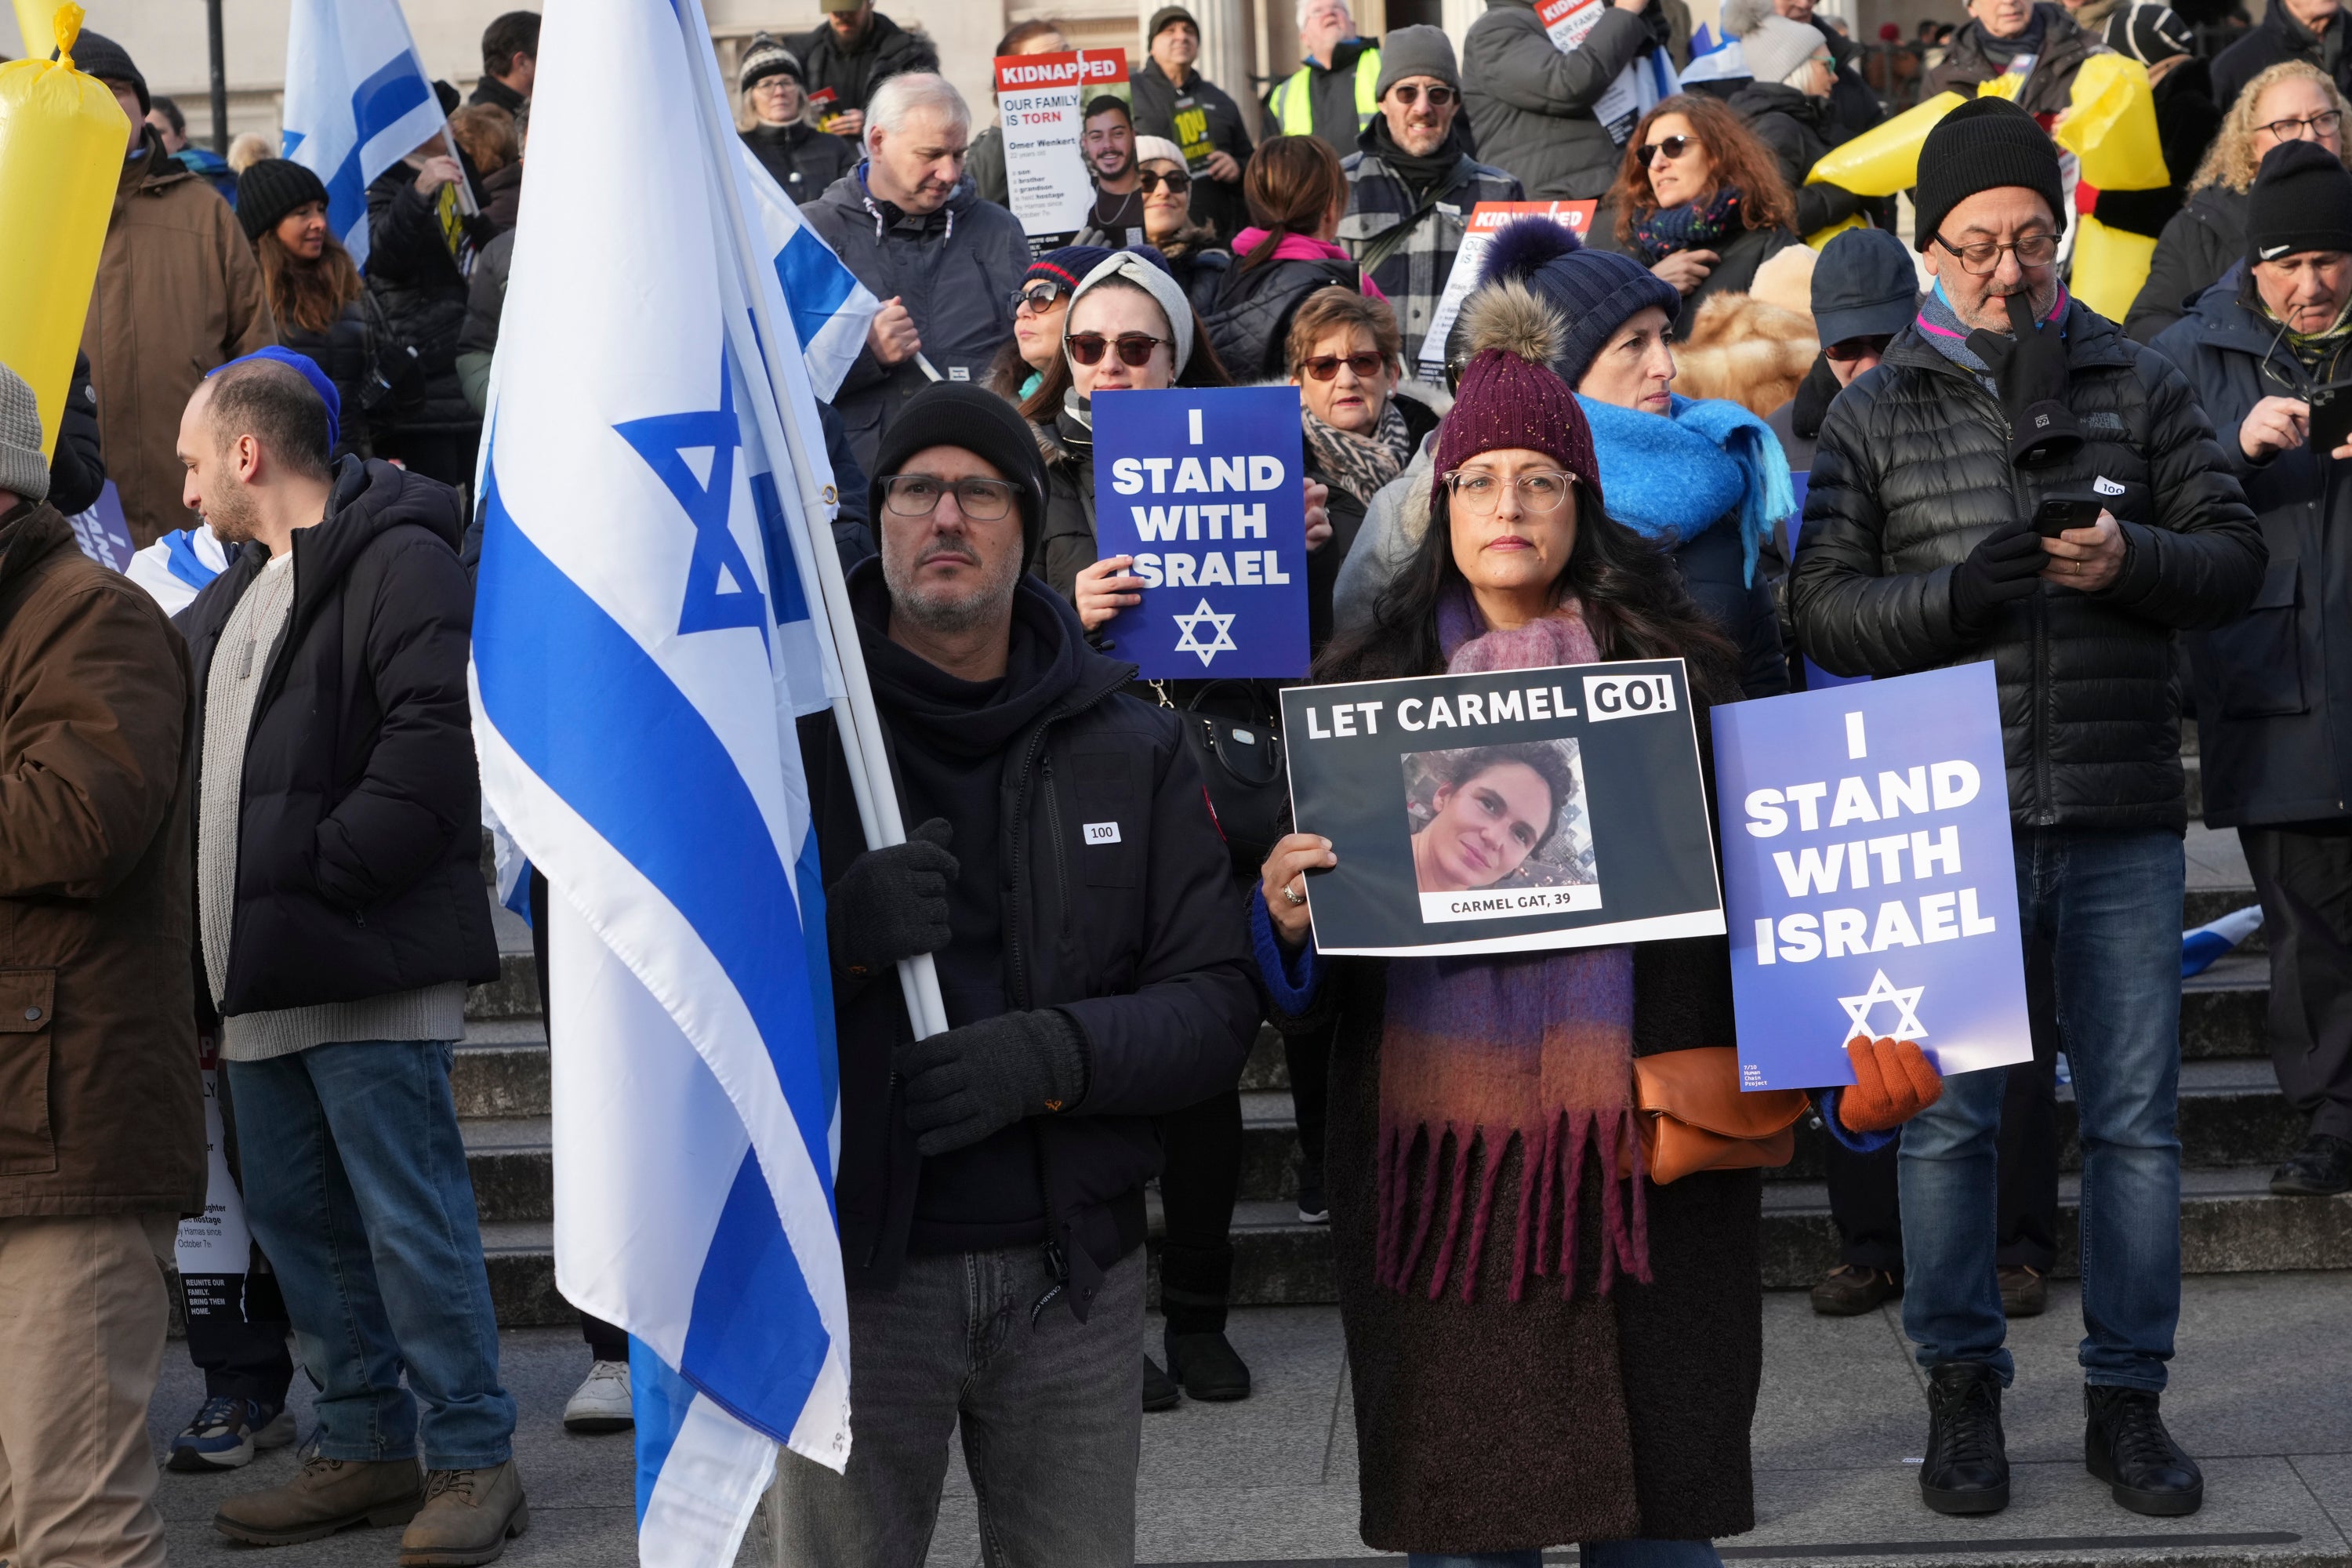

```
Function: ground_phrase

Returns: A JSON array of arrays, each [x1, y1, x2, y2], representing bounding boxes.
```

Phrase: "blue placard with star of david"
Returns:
[[1711, 662, 2034, 1091], [1089, 386, 1310, 680]]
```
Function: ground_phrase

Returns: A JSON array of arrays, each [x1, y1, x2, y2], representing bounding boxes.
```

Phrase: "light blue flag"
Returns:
[[280, 0, 449, 269], [468, 0, 859, 1559]]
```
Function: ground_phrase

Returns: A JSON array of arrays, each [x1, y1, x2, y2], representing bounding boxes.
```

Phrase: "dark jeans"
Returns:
[[1825, 949, 2061, 1274], [230, 1041, 515, 1466], [2240, 824, 2352, 1143], [186, 1064, 296, 1406], [1159, 1087, 1241, 1335], [773, 1246, 1145, 1566], [1900, 829, 2183, 1392]]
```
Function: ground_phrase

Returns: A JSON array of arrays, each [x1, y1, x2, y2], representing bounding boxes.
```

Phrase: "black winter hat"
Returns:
[[738, 32, 804, 92], [67, 29, 147, 115], [1913, 96, 2067, 253], [2246, 140, 2352, 264], [236, 158, 332, 242], [869, 384, 1051, 558], [1148, 5, 1201, 43]]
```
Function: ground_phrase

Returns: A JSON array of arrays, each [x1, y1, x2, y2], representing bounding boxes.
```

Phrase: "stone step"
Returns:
[[464, 949, 542, 1023], [2183, 951, 2268, 1060]]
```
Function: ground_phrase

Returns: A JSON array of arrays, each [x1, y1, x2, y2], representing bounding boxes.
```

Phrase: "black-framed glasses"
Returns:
[[1065, 331, 1170, 368], [1641, 134, 1700, 164], [1388, 82, 1457, 107], [1824, 332, 1894, 362], [880, 474, 1018, 521], [1011, 281, 1070, 314], [1138, 168, 1192, 194], [2258, 108, 2345, 142], [1300, 350, 1387, 381], [1443, 469, 1573, 515], [1933, 230, 2059, 274]]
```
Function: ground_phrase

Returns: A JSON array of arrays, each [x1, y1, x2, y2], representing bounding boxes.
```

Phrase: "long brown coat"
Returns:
[[0, 502, 202, 1218], [78, 129, 275, 548]]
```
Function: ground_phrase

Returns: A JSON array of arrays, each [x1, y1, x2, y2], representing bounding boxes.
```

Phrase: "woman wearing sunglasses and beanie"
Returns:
[[987, 245, 1118, 405], [1136, 136, 1235, 322], [1595, 96, 1802, 338], [1250, 280, 1934, 1566]]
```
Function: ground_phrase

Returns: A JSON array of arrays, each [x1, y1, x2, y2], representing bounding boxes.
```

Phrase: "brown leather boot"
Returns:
[[399, 1460, 528, 1566], [214, 1454, 423, 1544]]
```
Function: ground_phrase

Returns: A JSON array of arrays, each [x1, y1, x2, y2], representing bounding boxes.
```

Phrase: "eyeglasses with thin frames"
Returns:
[[1932, 230, 2060, 275], [1443, 469, 1574, 515], [1065, 332, 1171, 368], [880, 474, 1018, 521], [2257, 109, 2345, 142]]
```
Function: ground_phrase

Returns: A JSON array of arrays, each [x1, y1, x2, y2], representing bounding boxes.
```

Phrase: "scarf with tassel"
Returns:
[[1576, 392, 1794, 589], [1374, 592, 1650, 1305]]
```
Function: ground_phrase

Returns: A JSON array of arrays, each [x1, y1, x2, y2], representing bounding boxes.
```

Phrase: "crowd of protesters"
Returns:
[[9, 0, 2352, 1565]]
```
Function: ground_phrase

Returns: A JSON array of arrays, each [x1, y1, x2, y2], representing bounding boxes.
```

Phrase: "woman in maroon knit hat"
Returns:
[[1246, 278, 1935, 1564]]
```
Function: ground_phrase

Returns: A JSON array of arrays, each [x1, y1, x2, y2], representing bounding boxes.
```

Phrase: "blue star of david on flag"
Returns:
[[615, 354, 770, 647]]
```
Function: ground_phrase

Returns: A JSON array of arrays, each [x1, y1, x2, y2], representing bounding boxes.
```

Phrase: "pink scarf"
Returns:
[[1232, 227, 1389, 302]]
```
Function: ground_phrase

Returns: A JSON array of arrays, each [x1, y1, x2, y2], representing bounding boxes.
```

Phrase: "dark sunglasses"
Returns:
[[1065, 331, 1171, 368], [1139, 168, 1192, 194], [1301, 350, 1387, 381], [1011, 281, 1070, 314], [1388, 82, 1457, 107], [1640, 134, 1700, 165], [1824, 333, 1893, 362]]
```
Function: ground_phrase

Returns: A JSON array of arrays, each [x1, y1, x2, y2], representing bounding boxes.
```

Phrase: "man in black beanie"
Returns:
[[2153, 138, 2352, 1207], [1795, 90, 2267, 1526], [769, 383, 1256, 1564]]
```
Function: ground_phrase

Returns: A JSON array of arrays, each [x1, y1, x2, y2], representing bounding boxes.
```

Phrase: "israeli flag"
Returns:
[[736, 143, 879, 403], [470, 0, 871, 1558], [125, 525, 230, 617], [281, 0, 448, 268]]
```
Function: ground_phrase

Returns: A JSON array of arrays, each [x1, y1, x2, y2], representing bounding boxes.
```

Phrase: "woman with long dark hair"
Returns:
[[236, 159, 375, 459], [1595, 95, 1802, 336], [1252, 281, 1936, 1565], [1203, 134, 1383, 379]]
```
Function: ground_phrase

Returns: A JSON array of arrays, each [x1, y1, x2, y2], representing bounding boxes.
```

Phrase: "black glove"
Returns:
[[895, 1009, 1091, 1157], [826, 817, 956, 978], [1948, 519, 2046, 631], [1965, 292, 2082, 470]]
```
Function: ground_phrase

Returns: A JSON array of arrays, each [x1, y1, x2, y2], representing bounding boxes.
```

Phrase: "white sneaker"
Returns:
[[563, 1360, 633, 1434]]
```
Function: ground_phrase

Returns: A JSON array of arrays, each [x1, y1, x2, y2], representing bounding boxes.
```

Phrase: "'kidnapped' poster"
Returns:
[[1282, 660, 1725, 957]]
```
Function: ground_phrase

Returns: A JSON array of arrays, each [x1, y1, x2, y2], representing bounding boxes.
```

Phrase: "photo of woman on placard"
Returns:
[[1404, 742, 1592, 896]]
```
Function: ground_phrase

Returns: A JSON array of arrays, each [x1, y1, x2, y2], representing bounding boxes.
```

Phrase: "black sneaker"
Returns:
[[1920, 1362, 2009, 1515], [1142, 1356, 1181, 1413], [1296, 1162, 1329, 1225], [2271, 1132, 2352, 1196], [1809, 1265, 1900, 1316], [2085, 1385, 2204, 1516], [1165, 1330, 1252, 1402]]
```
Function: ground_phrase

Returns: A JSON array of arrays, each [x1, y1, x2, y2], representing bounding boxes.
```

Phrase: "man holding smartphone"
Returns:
[[1793, 98, 2264, 1524], [2154, 140, 2352, 1200]]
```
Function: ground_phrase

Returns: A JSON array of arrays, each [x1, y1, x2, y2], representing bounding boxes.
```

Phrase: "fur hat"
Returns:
[[1669, 293, 1820, 416], [1433, 281, 1602, 503]]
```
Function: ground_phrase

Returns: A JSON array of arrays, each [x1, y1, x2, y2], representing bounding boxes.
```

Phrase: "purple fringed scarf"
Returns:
[[1374, 590, 1652, 1305]]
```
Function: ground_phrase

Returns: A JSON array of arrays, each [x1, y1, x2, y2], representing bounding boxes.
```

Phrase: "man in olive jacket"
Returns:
[[1793, 100, 2263, 1524], [0, 361, 202, 1568]]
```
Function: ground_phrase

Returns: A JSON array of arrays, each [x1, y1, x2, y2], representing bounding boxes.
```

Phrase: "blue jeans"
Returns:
[[229, 1040, 515, 1467], [1407, 1544, 1722, 1566], [1900, 828, 2183, 1392]]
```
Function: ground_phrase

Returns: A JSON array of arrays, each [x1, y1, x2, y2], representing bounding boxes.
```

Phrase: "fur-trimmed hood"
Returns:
[[1671, 292, 1820, 416]]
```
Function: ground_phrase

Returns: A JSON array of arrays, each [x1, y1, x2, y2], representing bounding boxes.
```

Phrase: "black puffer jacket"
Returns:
[[2152, 268, 2352, 826], [805, 568, 1258, 1308], [788, 12, 938, 117], [1206, 252, 1360, 381], [363, 165, 495, 439], [1726, 82, 1864, 238], [1791, 300, 2264, 832], [2125, 183, 2246, 346], [176, 458, 499, 1015]]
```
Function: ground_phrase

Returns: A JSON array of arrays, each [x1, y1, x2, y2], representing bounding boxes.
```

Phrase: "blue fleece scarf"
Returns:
[[1575, 392, 1795, 587]]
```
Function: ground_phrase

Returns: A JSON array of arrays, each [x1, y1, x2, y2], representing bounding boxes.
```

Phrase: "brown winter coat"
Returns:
[[0, 502, 202, 1218], [79, 129, 276, 548]]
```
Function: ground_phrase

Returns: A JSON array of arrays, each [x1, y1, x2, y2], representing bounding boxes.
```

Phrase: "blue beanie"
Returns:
[[1025, 245, 1120, 294], [1476, 219, 1682, 389], [208, 347, 341, 453]]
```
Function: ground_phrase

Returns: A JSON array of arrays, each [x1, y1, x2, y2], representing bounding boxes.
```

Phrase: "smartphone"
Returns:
[[2309, 379, 2352, 458], [2032, 489, 2107, 539]]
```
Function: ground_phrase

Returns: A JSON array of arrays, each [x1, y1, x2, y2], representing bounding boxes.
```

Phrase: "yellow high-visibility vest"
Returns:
[[1269, 45, 1381, 139]]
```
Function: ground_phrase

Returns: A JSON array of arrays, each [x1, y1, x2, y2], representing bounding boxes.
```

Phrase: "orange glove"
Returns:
[[1837, 1035, 1944, 1133]]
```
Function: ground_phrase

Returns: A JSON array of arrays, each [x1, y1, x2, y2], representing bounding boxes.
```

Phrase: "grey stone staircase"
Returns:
[[457, 728, 2352, 1324]]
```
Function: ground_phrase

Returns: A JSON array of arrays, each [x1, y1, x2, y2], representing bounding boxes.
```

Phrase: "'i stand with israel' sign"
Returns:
[[1711, 662, 2034, 1091], [1091, 386, 1311, 679]]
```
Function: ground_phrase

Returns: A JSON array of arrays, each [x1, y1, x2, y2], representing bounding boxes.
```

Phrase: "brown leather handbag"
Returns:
[[1621, 1047, 1811, 1185]]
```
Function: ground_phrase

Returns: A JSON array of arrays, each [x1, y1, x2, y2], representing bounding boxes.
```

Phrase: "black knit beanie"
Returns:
[[2247, 140, 2352, 265], [869, 384, 1051, 558], [67, 29, 147, 114], [1913, 96, 2067, 253], [236, 158, 332, 242]]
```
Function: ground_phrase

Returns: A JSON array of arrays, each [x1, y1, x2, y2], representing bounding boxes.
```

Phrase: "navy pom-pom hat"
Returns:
[[1475, 218, 1682, 389]]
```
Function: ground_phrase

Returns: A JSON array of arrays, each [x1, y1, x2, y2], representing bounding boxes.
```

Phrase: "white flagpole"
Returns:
[[674, 0, 949, 1043]]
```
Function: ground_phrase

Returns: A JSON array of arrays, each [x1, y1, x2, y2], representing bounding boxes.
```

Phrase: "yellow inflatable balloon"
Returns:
[[13, 0, 47, 60], [2071, 214, 2159, 320], [2057, 54, 2169, 191], [0, 5, 125, 460], [1805, 212, 1867, 250], [1807, 92, 1966, 198]]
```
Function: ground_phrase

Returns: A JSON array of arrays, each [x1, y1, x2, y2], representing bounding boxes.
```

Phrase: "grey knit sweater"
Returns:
[[198, 550, 466, 1062]]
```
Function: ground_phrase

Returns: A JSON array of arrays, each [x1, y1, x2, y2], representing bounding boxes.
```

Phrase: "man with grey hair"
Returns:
[[1269, 0, 1383, 153], [800, 72, 1030, 470], [777, 381, 1257, 1564]]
